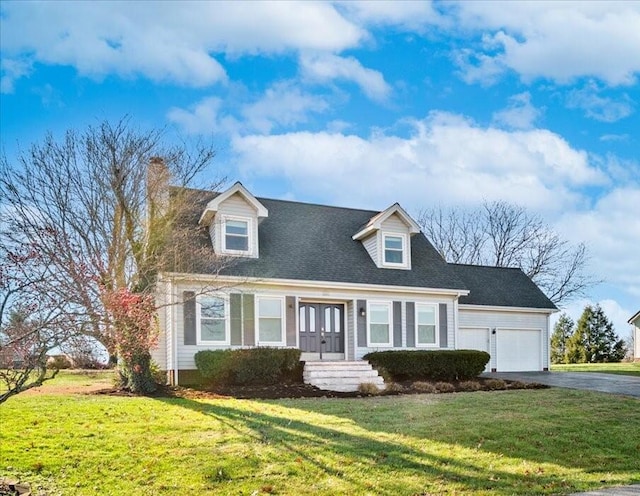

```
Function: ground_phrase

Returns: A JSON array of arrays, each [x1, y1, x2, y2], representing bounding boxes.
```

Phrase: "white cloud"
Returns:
[[566, 82, 634, 122], [454, 1, 640, 86], [300, 53, 391, 102], [231, 111, 605, 212], [241, 82, 329, 134], [167, 97, 239, 135], [337, 0, 445, 30], [0, 1, 364, 87], [168, 81, 329, 135], [492, 92, 541, 129], [0, 57, 32, 93], [555, 187, 640, 299]]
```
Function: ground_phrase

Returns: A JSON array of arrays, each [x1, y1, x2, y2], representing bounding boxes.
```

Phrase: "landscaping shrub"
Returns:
[[194, 349, 234, 383], [194, 348, 301, 385], [484, 378, 507, 390], [434, 381, 456, 393], [363, 350, 490, 381], [358, 382, 381, 395], [458, 380, 482, 391], [385, 382, 404, 393], [413, 381, 438, 394]]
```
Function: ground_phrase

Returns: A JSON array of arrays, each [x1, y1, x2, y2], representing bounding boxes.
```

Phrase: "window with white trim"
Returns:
[[368, 301, 392, 346], [416, 303, 438, 346], [224, 217, 250, 253], [198, 296, 229, 344], [382, 233, 407, 267], [257, 296, 284, 344]]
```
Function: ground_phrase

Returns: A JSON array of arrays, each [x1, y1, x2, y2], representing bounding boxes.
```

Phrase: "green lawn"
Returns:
[[1, 375, 639, 495], [551, 362, 640, 377]]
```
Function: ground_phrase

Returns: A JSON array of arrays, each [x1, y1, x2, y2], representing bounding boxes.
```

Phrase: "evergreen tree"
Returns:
[[550, 314, 574, 364], [565, 305, 627, 363]]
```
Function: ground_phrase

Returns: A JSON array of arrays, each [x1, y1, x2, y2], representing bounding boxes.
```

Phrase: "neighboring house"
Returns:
[[628, 311, 640, 361], [152, 182, 557, 385]]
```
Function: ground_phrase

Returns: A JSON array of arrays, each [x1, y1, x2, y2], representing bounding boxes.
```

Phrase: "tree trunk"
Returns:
[[118, 352, 157, 393]]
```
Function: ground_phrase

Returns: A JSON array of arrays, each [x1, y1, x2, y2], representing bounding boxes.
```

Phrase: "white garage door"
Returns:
[[458, 328, 491, 372], [496, 329, 542, 372]]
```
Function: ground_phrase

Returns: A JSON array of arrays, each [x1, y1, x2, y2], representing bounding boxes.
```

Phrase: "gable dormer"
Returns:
[[199, 182, 268, 258], [352, 203, 420, 270]]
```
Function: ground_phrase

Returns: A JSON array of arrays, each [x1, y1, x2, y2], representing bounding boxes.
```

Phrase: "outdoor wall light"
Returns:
[[360, 307, 366, 317]]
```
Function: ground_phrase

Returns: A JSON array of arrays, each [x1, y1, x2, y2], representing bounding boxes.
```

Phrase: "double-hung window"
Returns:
[[416, 303, 437, 346], [257, 296, 284, 344], [224, 218, 249, 253], [368, 302, 392, 346], [383, 234, 406, 266], [198, 296, 228, 344]]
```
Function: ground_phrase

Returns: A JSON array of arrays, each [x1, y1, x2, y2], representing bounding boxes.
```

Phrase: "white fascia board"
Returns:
[[161, 271, 470, 297], [627, 310, 640, 325], [459, 304, 558, 314], [198, 181, 268, 226]]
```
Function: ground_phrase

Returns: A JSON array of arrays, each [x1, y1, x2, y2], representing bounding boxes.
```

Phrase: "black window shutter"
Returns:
[[406, 302, 415, 347], [393, 301, 402, 347], [230, 293, 242, 345], [183, 291, 196, 345], [439, 303, 448, 348]]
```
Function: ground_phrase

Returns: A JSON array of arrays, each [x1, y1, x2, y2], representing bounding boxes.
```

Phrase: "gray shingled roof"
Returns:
[[171, 188, 556, 310], [452, 264, 557, 310], [174, 189, 466, 291]]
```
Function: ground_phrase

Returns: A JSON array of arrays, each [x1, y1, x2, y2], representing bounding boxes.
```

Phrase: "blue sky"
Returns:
[[1, 1, 639, 337]]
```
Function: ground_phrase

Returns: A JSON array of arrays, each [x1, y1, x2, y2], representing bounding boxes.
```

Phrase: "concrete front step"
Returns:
[[303, 360, 385, 392]]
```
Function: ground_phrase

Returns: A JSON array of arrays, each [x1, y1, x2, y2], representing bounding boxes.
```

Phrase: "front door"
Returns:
[[298, 303, 344, 353]]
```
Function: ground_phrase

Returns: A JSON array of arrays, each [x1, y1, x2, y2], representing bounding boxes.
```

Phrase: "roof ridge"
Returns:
[[450, 262, 523, 271]]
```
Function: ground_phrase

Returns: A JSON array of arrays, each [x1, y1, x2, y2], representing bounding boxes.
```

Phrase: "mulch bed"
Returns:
[[94, 377, 547, 400]]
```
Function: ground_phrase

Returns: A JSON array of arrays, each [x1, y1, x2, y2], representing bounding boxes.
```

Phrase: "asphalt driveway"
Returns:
[[483, 371, 640, 398]]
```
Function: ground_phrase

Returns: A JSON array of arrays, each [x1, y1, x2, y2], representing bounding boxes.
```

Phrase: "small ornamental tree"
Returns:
[[103, 288, 158, 393], [550, 314, 574, 364], [565, 305, 627, 363]]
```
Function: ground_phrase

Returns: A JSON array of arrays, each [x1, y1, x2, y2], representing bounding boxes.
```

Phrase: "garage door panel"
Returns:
[[496, 329, 541, 372], [458, 327, 491, 372]]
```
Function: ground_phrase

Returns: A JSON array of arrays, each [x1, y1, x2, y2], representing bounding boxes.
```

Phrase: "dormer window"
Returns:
[[383, 234, 405, 265], [382, 233, 408, 267], [224, 218, 249, 252], [352, 203, 419, 270]]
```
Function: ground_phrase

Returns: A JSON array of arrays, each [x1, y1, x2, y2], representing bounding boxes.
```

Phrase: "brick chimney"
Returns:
[[147, 156, 170, 219]]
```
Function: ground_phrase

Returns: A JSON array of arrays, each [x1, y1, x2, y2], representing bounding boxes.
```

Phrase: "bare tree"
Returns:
[[0, 239, 80, 403], [418, 201, 597, 306], [0, 117, 229, 393]]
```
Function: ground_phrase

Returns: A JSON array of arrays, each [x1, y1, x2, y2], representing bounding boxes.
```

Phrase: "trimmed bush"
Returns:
[[194, 348, 301, 385], [434, 381, 456, 393], [194, 349, 234, 383], [363, 350, 490, 381], [413, 381, 438, 394]]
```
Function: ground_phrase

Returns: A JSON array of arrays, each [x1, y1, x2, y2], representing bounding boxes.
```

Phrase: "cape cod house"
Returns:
[[151, 182, 557, 387]]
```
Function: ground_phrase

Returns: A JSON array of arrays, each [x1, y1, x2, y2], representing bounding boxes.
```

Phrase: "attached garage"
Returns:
[[495, 328, 543, 372], [458, 327, 491, 372]]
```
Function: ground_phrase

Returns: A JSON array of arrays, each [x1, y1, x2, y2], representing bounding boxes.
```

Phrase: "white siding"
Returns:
[[458, 307, 550, 371], [218, 192, 258, 217], [211, 192, 260, 257], [634, 323, 640, 360], [362, 233, 378, 265], [150, 281, 168, 370], [380, 213, 409, 232], [166, 278, 462, 374], [355, 297, 456, 359]]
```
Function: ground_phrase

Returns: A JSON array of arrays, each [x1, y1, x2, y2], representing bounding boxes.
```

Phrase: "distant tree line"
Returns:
[[551, 305, 627, 364]]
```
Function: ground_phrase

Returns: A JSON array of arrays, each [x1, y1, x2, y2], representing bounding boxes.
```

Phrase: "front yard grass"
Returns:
[[551, 362, 640, 377], [0, 376, 638, 495]]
